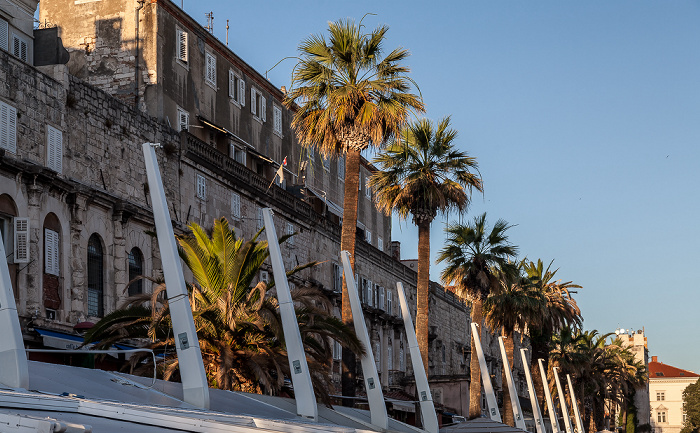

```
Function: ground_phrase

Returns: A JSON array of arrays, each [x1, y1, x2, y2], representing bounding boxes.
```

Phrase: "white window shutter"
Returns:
[[379, 286, 385, 310], [0, 102, 17, 153], [179, 30, 188, 62], [44, 228, 59, 276], [0, 18, 8, 51], [231, 192, 240, 219], [238, 78, 245, 106], [250, 89, 256, 116], [229, 70, 235, 98], [46, 125, 63, 173], [13, 217, 29, 263], [260, 96, 266, 122]]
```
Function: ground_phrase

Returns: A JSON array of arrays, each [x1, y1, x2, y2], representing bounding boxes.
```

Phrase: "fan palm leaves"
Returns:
[[437, 213, 518, 419], [370, 117, 482, 377], [85, 217, 363, 402], [285, 19, 424, 397]]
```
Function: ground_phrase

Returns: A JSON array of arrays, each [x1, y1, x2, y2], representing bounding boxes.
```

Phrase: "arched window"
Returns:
[[128, 247, 143, 296], [87, 234, 104, 317]]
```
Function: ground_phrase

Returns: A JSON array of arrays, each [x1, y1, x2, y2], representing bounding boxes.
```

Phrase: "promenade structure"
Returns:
[[0, 0, 531, 419]]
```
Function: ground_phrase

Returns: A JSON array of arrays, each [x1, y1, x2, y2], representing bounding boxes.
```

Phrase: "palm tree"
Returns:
[[484, 264, 546, 426], [523, 259, 582, 415], [369, 117, 482, 377], [285, 19, 424, 398], [85, 217, 363, 401], [437, 213, 518, 419]]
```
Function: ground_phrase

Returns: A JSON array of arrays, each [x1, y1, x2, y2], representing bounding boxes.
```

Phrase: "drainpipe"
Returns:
[[134, 0, 146, 108]]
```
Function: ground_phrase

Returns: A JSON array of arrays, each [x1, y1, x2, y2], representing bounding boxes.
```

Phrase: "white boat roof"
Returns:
[[0, 361, 426, 433]]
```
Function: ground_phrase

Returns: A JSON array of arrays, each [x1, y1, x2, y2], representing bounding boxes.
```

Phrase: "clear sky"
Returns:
[[181, 1, 700, 372]]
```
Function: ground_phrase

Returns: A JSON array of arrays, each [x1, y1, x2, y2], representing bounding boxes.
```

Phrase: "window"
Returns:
[[387, 345, 393, 370], [176, 28, 188, 63], [286, 222, 294, 245], [196, 174, 206, 199], [332, 263, 342, 293], [367, 279, 374, 307], [205, 52, 216, 88], [378, 237, 383, 251], [0, 18, 8, 52], [228, 70, 245, 105], [87, 234, 104, 317], [259, 270, 269, 283], [338, 157, 345, 180], [177, 107, 189, 131], [46, 125, 63, 173], [333, 340, 342, 361], [11, 33, 27, 62], [387, 289, 393, 315], [365, 177, 371, 198], [250, 88, 266, 122], [13, 217, 29, 263], [230, 143, 246, 165], [378, 286, 385, 310], [399, 346, 405, 371], [657, 411, 666, 423], [273, 105, 282, 136], [256, 207, 264, 230], [657, 392, 665, 401], [231, 192, 241, 219], [44, 228, 59, 276], [128, 248, 143, 296], [365, 230, 372, 244], [0, 100, 17, 153]]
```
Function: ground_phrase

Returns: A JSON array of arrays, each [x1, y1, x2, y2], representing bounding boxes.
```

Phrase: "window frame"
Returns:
[[0, 18, 8, 52], [196, 173, 207, 200], [228, 70, 245, 106], [11, 32, 27, 62], [177, 107, 189, 132], [44, 228, 60, 276], [231, 192, 241, 220], [378, 236, 383, 251], [0, 100, 17, 153], [272, 105, 282, 137], [205, 51, 217, 89], [176, 28, 189, 65], [250, 87, 266, 122], [46, 125, 63, 173], [87, 234, 104, 317], [128, 247, 144, 296]]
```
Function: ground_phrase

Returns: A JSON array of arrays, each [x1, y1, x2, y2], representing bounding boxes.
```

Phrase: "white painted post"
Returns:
[[396, 282, 439, 433], [567, 374, 584, 433], [340, 251, 388, 430], [471, 322, 501, 422], [498, 337, 526, 430], [263, 208, 318, 421], [539, 358, 561, 433], [0, 231, 28, 389], [142, 143, 210, 409], [521, 349, 545, 433], [553, 367, 574, 433]]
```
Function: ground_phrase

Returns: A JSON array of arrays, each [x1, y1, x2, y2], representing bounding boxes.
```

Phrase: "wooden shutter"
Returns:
[[0, 101, 16, 153], [13, 217, 29, 263], [260, 96, 266, 122], [228, 70, 235, 98], [250, 88, 256, 116], [0, 18, 7, 52], [46, 125, 63, 173], [177, 29, 188, 62], [45, 228, 59, 276], [238, 77, 245, 106]]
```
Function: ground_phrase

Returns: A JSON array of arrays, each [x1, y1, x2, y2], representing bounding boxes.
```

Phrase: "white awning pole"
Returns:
[[396, 282, 439, 433], [262, 208, 318, 421], [0, 231, 29, 389], [521, 349, 545, 433], [538, 358, 561, 433], [340, 251, 388, 430], [553, 367, 574, 433], [142, 143, 210, 409], [498, 336, 526, 430], [471, 322, 501, 422], [567, 374, 584, 433]]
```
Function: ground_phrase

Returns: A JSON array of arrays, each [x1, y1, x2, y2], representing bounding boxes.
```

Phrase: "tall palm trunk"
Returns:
[[469, 299, 484, 419], [502, 330, 515, 426], [341, 148, 362, 402], [416, 220, 431, 378]]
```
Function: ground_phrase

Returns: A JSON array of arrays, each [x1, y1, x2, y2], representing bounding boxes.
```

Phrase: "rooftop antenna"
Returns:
[[226, 19, 229, 46], [205, 12, 213, 34]]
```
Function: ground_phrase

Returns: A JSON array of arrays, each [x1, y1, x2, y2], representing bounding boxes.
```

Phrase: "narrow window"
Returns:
[[46, 125, 63, 173], [378, 286, 385, 310], [13, 217, 29, 263], [44, 228, 59, 276], [387, 345, 393, 370], [387, 289, 393, 314], [256, 207, 264, 229], [128, 247, 144, 296], [366, 230, 372, 244], [87, 234, 104, 317], [378, 236, 383, 251], [338, 157, 345, 180], [11, 33, 27, 62], [286, 222, 294, 245], [205, 52, 216, 87], [0, 18, 8, 52], [365, 177, 371, 198], [273, 105, 282, 136], [177, 107, 189, 131], [231, 192, 241, 219], [196, 174, 206, 199], [176, 28, 188, 63], [0, 100, 17, 153]]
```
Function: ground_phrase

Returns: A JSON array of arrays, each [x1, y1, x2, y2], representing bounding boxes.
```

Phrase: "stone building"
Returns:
[[649, 356, 699, 433], [0, 0, 533, 419], [619, 329, 651, 427]]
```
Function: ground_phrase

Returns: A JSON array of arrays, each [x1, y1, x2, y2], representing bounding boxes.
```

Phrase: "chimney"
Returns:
[[652, 356, 658, 363], [390, 241, 401, 260]]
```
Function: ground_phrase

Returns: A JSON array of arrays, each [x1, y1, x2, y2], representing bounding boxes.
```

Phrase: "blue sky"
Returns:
[[182, 1, 700, 372]]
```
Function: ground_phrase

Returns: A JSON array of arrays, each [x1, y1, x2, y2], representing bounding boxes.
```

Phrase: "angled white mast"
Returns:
[[539, 358, 561, 433], [498, 336, 526, 430], [340, 251, 388, 430], [521, 349, 545, 433], [0, 231, 29, 389], [262, 208, 318, 421], [396, 282, 439, 433], [471, 322, 501, 422], [567, 374, 584, 433], [553, 367, 574, 433], [142, 143, 210, 409]]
